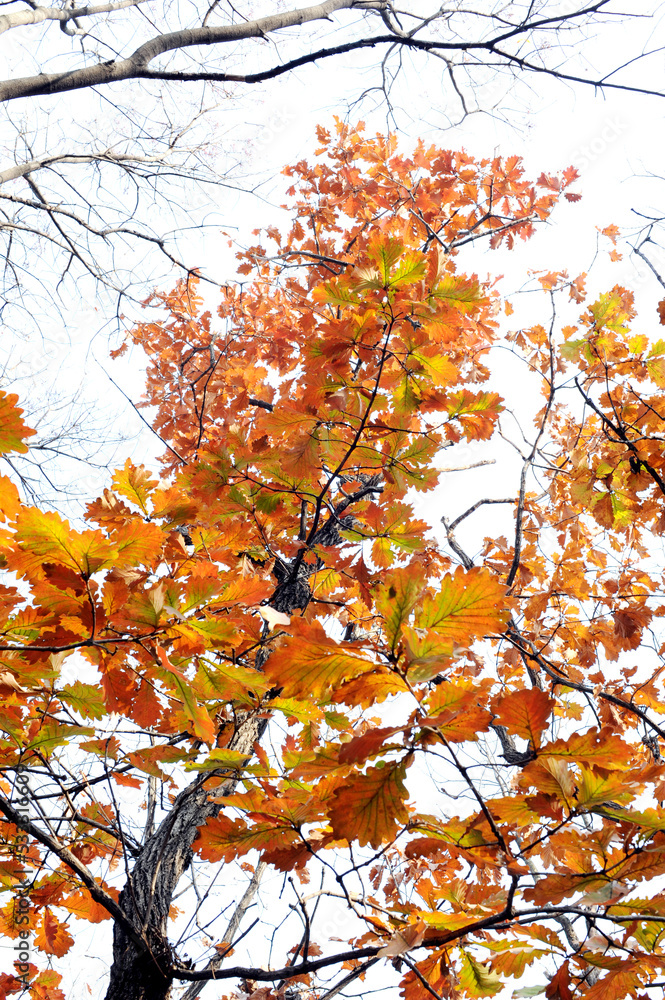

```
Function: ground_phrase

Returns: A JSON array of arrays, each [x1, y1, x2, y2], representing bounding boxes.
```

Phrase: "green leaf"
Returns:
[[459, 951, 503, 997], [60, 682, 106, 721], [185, 749, 253, 772]]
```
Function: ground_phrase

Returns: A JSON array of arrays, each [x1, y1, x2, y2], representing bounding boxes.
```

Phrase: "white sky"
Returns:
[[87, 3, 665, 561], [4, 4, 665, 997]]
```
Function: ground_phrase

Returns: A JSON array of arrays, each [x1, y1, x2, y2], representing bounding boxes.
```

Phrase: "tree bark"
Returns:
[[103, 715, 267, 1000], [0, 0, 363, 102], [103, 556, 320, 999]]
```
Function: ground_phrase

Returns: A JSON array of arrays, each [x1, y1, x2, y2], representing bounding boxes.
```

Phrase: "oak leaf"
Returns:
[[34, 910, 74, 958], [658, 298, 665, 325], [458, 950, 502, 997], [264, 619, 374, 701], [329, 756, 411, 847], [492, 688, 554, 750], [195, 814, 299, 863], [0, 391, 36, 455], [416, 567, 508, 643]]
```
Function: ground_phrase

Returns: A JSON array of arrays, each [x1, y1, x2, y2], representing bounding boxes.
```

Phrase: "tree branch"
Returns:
[[0, 794, 146, 950]]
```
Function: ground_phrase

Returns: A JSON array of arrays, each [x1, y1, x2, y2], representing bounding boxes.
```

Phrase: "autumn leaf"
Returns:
[[195, 814, 300, 863], [539, 730, 633, 769], [458, 950, 502, 997], [0, 391, 36, 454], [337, 725, 405, 765], [185, 748, 253, 772], [446, 390, 504, 440], [417, 566, 509, 643], [377, 919, 427, 956], [399, 950, 451, 1000], [524, 873, 609, 906], [375, 566, 425, 649], [329, 756, 411, 847], [111, 459, 158, 515], [61, 887, 115, 923], [34, 909, 74, 957], [156, 646, 215, 743], [264, 619, 374, 700], [581, 966, 643, 1000], [658, 298, 665, 325], [0, 475, 22, 523], [545, 962, 573, 1000], [9, 507, 116, 581], [422, 686, 493, 742], [59, 681, 107, 721], [492, 688, 553, 750]]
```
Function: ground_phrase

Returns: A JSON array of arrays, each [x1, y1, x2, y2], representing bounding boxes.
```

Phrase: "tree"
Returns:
[[2, 121, 665, 1000], [4, 0, 664, 507], [2, 0, 665, 337]]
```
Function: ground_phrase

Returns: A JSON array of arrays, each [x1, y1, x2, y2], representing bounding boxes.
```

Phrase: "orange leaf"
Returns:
[[9, 507, 115, 580], [25, 970, 65, 1000], [545, 961, 573, 1000], [581, 966, 642, 1000], [34, 909, 74, 957], [492, 688, 553, 750], [378, 919, 427, 957], [337, 726, 405, 765], [540, 730, 633, 769], [264, 619, 374, 701], [61, 887, 115, 923], [0, 391, 36, 455], [195, 814, 299, 863], [329, 756, 411, 847], [658, 298, 665, 325], [156, 646, 216, 744], [0, 475, 21, 523]]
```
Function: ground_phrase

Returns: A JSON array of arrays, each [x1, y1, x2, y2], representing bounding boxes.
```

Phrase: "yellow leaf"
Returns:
[[0, 391, 36, 455], [416, 566, 509, 643], [9, 507, 116, 580], [112, 459, 158, 515], [459, 950, 503, 997], [265, 619, 374, 701]]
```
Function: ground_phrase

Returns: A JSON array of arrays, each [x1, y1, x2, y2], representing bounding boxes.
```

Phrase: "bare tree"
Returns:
[[1, 0, 664, 337]]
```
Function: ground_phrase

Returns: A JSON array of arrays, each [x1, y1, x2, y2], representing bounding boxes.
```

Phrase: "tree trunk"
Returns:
[[104, 537, 340, 998], [103, 716, 266, 1000]]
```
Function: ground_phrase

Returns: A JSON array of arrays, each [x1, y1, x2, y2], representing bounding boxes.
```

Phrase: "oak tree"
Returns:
[[2, 121, 665, 1000]]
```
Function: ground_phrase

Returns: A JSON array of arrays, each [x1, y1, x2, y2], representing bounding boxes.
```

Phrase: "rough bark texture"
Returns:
[[103, 556, 322, 998], [103, 716, 266, 1000], [103, 493, 376, 998]]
